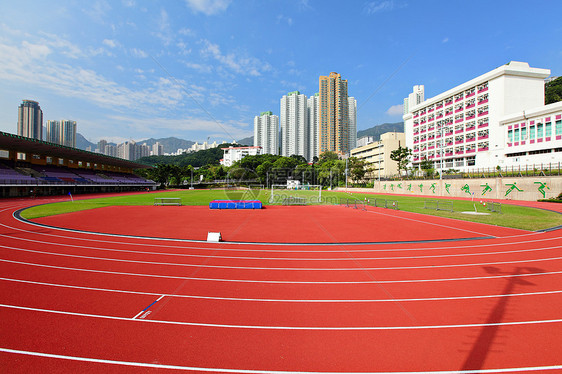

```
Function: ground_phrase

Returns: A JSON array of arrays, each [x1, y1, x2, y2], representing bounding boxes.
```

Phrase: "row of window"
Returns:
[[413, 83, 488, 118], [507, 120, 562, 143], [413, 121, 489, 142]]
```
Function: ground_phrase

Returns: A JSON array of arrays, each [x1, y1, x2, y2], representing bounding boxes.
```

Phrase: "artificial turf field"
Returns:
[[2, 189, 562, 373]]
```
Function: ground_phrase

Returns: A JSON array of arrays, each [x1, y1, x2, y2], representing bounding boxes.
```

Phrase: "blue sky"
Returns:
[[0, 0, 560, 144]]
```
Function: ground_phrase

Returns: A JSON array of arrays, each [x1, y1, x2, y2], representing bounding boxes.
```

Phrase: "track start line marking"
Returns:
[[132, 295, 164, 319]]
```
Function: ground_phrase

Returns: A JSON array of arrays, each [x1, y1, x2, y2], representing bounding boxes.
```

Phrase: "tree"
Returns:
[[546, 76, 562, 105], [390, 146, 412, 177], [419, 157, 434, 177], [348, 157, 367, 183], [318, 151, 339, 164]]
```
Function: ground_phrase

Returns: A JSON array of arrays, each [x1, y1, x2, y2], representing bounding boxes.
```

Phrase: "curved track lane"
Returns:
[[1, 196, 562, 373]]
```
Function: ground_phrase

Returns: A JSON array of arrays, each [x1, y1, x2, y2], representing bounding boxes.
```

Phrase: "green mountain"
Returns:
[[357, 122, 404, 141], [137, 137, 194, 154], [75, 134, 194, 154], [236, 136, 254, 146], [76, 133, 97, 150]]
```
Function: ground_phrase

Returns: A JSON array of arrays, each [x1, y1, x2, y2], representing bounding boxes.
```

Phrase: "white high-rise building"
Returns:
[[348, 97, 357, 152], [152, 142, 164, 156], [403, 85, 425, 115], [59, 120, 76, 148], [45, 120, 60, 144], [44, 119, 76, 148], [17, 100, 43, 140], [280, 91, 309, 159], [254, 111, 279, 155], [307, 93, 320, 161]]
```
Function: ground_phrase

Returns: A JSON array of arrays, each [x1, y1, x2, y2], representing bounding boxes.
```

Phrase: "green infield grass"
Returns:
[[20, 188, 562, 231]]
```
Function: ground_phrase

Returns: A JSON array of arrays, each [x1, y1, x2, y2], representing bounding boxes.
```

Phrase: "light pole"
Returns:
[[345, 157, 348, 191]]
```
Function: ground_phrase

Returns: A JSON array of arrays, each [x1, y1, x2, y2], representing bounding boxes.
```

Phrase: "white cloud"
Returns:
[[83, 0, 112, 23], [131, 48, 148, 58], [103, 39, 119, 48], [153, 9, 173, 46], [442, 37, 449, 43], [185, 0, 231, 15], [364, 0, 405, 15], [386, 104, 404, 116], [276, 15, 293, 26], [0, 38, 186, 113], [200, 39, 272, 76]]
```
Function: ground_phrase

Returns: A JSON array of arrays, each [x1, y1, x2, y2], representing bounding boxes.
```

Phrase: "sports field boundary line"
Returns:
[[1, 348, 561, 374], [14, 208, 496, 246], [2, 217, 559, 253]]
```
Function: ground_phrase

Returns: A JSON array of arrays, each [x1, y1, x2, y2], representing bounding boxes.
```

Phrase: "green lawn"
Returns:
[[20, 188, 562, 232]]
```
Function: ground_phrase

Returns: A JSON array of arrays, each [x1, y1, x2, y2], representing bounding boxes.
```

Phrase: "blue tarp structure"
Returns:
[[209, 200, 263, 209]]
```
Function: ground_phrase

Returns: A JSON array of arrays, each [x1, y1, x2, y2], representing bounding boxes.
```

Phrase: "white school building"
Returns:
[[403, 61, 561, 173]]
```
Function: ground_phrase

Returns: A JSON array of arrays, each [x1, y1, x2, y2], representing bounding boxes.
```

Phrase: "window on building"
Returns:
[[508, 129, 513, 142], [545, 122, 552, 137], [530, 125, 535, 139], [0, 150, 8, 159], [537, 123, 544, 138], [17, 153, 26, 160], [521, 127, 527, 140], [514, 129, 520, 142]]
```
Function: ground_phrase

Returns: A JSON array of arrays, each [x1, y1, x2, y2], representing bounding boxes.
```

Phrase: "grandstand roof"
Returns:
[[0, 131, 151, 169]]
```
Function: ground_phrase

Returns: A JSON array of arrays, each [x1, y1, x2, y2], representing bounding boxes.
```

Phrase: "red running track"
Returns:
[[1, 194, 562, 373]]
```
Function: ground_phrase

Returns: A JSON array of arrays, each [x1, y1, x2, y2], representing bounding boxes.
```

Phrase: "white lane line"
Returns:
[[3, 244, 562, 271], [3, 258, 562, 284], [3, 277, 562, 303], [1, 348, 561, 374], [2, 303, 562, 330], [2, 216, 561, 253], [364, 208, 497, 237], [1, 232, 561, 261]]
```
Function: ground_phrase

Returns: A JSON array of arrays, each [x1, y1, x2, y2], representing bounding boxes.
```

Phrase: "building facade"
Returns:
[[307, 93, 320, 161], [280, 91, 308, 159], [499, 101, 562, 167], [220, 146, 262, 167], [319, 72, 350, 156], [350, 132, 405, 179], [45, 120, 60, 144], [348, 97, 357, 152], [254, 111, 279, 155], [44, 119, 77, 148], [59, 120, 77, 148], [403, 61, 551, 173], [152, 142, 164, 156], [403, 85, 425, 115], [17, 100, 43, 140]]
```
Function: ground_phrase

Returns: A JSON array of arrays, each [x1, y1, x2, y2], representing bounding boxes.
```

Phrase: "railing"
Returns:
[[424, 200, 453, 212]]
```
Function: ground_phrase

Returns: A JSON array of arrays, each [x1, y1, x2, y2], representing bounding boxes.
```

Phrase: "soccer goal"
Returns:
[[269, 184, 322, 204]]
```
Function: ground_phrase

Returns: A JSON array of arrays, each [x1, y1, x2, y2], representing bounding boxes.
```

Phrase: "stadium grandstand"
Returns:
[[0, 131, 155, 198]]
